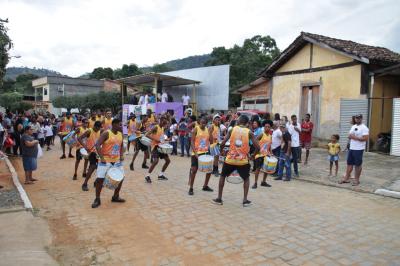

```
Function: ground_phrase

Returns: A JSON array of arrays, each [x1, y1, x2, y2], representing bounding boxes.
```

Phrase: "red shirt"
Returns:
[[300, 121, 313, 143]]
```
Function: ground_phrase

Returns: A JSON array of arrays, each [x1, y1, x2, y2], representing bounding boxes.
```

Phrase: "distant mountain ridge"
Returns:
[[5, 66, 66, 80], [163, 54, 211, 70]]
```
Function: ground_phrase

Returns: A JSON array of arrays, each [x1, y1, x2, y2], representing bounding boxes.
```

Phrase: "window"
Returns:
[[256, 98, 269, 104], [43, 88, 48, 95], [244, 100, 255, 104]]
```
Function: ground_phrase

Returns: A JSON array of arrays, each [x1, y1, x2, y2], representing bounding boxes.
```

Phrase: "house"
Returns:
[[257, 32, 400, 153], [236, 77, 271, 112]]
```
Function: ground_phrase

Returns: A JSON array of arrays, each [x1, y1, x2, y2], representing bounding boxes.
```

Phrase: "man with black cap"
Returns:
[[339, 114, 369, 186]]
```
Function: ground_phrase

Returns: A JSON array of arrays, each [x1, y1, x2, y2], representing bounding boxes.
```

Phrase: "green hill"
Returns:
[[164, 54, 211, 70], [5, 67, 66, 80]]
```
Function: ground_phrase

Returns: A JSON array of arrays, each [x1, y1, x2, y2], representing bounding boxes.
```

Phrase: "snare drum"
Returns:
[[198, 155, 214, 173], [104, 166, 124, 190], [218, 155, 226, 165], [209, 143, 220, 156], [63, 131, 77, 147], [226, 170, 243, 184], [79, 148, 89, 160], [261, 156, 278, 174], [140, 136, 152, 147], [158, 143, 173, 154], [128, 134, 137, 142]]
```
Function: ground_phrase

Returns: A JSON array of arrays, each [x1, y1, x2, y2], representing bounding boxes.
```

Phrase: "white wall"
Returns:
[[163, 65, 230, 111]]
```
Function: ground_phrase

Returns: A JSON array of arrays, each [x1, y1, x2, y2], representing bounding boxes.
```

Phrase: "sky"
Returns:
[[1, 0, 399, 77]]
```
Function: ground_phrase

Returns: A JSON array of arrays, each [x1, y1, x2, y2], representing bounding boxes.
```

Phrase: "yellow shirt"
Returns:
[[225, 126, 250, 166], [328, 143, 340, 155]]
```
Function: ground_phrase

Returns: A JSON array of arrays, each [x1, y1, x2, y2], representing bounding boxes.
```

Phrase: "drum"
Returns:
[[63, 131, 77, 147], [198, 155, 214, 173], [104, 166, 124, 190], [261, 156, 278, 174], [158, 143, 173, 154], [218, 156, 226, 165], [140, 136, 152, 147], [128, 134, 137, 142], [209, 143, 220, 156], [226, 170, 243, 184], [79, 148, 89, 160]]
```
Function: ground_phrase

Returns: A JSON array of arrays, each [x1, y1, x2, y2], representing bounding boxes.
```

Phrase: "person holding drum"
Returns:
[[92, 118, 125, 208], [144, 116, 170, 183], [59, 112, 75, 159], [209, 114, 222, 177], [252, 120, 273, 189], [78, 121, 102, 191], [213, 115, 260, 207], [126, 114, 139, 153], [188, 116, 214, 195], [72, 118, 89, 180], [102, 109, 113, 130], [130, 114, 150, 171], [88, 112, 97, 129]]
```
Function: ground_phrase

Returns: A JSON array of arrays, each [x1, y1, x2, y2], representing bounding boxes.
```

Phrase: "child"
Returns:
[[44, 121, 53, 151], [328, 134, 341, 176], [38, 122, 45, 148], [170, 130, 178, 155]]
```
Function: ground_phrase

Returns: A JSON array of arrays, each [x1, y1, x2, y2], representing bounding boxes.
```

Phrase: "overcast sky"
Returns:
[[1, 0, 399, 77]]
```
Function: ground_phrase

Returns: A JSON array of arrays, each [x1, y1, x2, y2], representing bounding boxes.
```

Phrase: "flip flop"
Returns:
[[30, 178, 38, 181], [24, 181, 34, 185], [338, 179, 351, 184], [352, 181, 360, 186]]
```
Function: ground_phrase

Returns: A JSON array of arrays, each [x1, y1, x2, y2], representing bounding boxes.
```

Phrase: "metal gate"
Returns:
[[339, 99, 369, 150], [391, 98, 400, 156]]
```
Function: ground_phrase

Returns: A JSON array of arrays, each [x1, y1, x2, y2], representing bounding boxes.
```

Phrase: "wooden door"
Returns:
[[300, 86, 320, 137]]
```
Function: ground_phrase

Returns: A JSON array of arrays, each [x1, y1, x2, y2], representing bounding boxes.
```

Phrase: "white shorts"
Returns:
[[97, 162, 124, 179]]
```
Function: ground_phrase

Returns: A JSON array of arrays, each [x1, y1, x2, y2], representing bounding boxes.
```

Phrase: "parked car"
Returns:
[[237, 110, 268, 121]]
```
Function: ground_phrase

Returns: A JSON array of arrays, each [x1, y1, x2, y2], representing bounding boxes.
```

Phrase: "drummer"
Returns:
[[88, 112, 97, 129], [144, 116, 170, 183], [72, 118, 89, 180], [79, 121, 102, 191], [59, 112, 75, 159], [102, 109, 113, 130], [213, 115, 260, 207], [130, 114, 150, 171], [188, 116, 214, 195], [92, 118, 125, 208], [252, 120, 273, 189], [126, 114, 138, 153], [209, 114, 222, 177]]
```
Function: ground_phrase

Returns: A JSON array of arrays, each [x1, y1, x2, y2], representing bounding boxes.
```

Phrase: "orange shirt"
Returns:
[[76, 126, 88, 148], [226, 126, 250, 166], [86, 128, 100, 152], [255, 132, 272, 158], [128, 119, 137, 136], [88, 118, 97, 129], [60, 117, 74, 135], [101, 130, 123, 163], [103, 117, 113, 130], [211, 124, 220, 143], [192, 126, 210, 155], [149, 125, 164, 150]]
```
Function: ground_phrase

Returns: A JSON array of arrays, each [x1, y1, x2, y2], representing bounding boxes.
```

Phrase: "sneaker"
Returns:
[[274, 176, 283, 180], [214, 172, 220, 177], [294, 173, 299, 178], [202, 186, 213, 192], [252, 183, 257, 189], [91, 198, 101, 208], [180, 154, 184, 157], [82, 173, 87, 178], [72, 174, 77, 180], [68, 154, 74, 158], [188, 188, 194, 195], [142, 164, 149, 169], [111, 196, 126, 203], [283, 178, 291, 182], [260, 182, 271, 187], [158, 175, 168, 180], [60, 154, 66, 159], [212, 198, 223, 205], [130, 163, 134, 171], [145, 176, 152, 183], [243, 200, 252, 207], [82, 184, 89, 191]]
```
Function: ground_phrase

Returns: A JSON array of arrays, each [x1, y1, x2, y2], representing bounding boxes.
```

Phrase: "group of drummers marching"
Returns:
[[59, 109, 278, 208]]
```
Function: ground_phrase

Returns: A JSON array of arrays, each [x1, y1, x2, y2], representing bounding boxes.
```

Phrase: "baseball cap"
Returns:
[[355, 114, 363, 118], [213, 114, 221, 120]]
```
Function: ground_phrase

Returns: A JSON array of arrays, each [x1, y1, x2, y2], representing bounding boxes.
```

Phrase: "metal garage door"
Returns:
[[339, 99, 369, 150], [391, 98, 400, 156]]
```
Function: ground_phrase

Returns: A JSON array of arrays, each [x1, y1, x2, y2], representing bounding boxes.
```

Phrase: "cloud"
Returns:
[[1, 0, 399, 77]]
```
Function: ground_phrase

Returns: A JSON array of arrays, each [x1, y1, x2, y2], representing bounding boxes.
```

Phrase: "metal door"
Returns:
[[339, 99, 369, 150], [391, 98, 400, 156]]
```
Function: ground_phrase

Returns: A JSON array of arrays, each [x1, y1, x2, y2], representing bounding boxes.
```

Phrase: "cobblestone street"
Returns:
[[11, 143, 400, 265]]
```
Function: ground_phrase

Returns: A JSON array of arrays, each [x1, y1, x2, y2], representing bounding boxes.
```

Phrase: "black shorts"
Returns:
[[76, 148, 83, 161], [347, 149, 364, 166], [89, 152, 98, 166], [191, 153, 209, 168], [152, 147, 169, 160], [254, 157, 265, 170], [136, 140, 148, 152], [221, 163, 251, 180]]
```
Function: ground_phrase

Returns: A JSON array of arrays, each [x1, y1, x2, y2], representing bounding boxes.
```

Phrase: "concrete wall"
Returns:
[[370, 76, 400, 144], [271, 44, 362, 140], [163, 65, 230, 111]]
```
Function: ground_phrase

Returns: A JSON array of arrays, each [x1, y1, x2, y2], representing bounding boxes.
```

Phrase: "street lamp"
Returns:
[[9, 55, 21, 59]]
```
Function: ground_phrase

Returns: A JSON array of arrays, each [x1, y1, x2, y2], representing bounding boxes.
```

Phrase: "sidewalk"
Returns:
[[296, 148, 400, 194]]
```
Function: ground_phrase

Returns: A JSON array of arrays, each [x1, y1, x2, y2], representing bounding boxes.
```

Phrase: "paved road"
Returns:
[[12, 143, 400, 265]]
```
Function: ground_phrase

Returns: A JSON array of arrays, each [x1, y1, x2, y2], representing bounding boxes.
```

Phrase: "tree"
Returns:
[[53, 96, 76, 112], [151, 63, 173, 73], [114, 64, 142, 79], [0, 18, 13, 86], [0, 91, 33, 112], [205, 35, 280, 107], [89, 67, 114, 80]]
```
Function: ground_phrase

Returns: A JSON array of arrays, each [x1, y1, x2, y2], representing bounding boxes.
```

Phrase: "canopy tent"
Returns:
[[116, 72, 200, 87]]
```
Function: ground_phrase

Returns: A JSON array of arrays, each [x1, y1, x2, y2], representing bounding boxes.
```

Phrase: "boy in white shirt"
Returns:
[[288, 115, 301, 177]]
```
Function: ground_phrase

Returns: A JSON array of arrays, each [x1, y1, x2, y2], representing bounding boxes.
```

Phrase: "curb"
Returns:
[[374, 189, 400, 199], [4, 158, 33, 210]]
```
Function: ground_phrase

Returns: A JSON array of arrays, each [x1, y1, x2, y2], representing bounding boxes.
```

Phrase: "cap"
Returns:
[[355, 114, 363, 118], [213, 114, 221, 120]]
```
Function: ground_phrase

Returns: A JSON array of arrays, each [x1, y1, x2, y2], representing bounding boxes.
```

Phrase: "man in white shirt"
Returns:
[[340, 114, 369, 186], [182, 93, 190, 111], [288, 114, 301, 177], [138, 94, 145, 105], [161, 91, 168, 103], [144, 93, 149, 105], [271, 121, 282, 175]]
